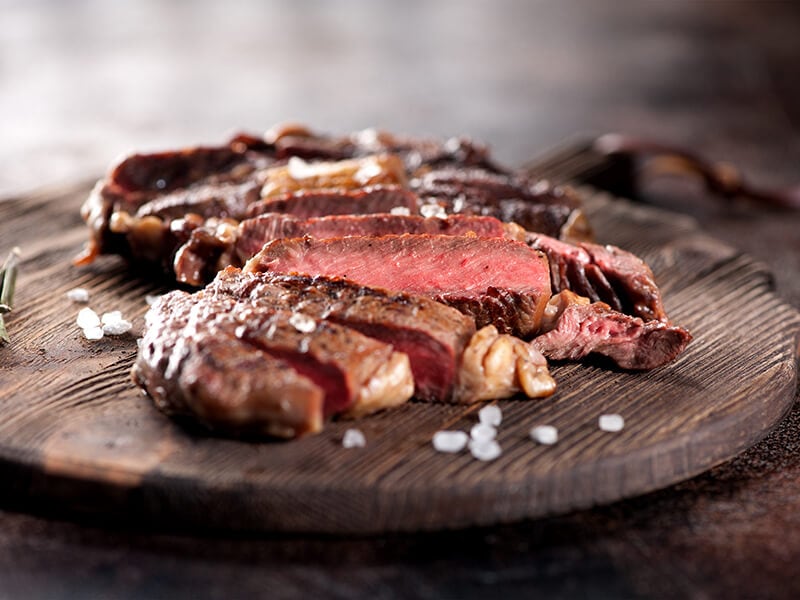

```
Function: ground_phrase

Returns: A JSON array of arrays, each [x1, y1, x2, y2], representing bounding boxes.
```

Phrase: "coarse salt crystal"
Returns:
[[469, 439, 502, 462], [101, 310, 123, 325], [355, 159, 384, 184], [470, 423, 497, 444], [76, 307, 101, 329], [355, 128, 380, 146], [478, 404, 502, 427], [145, 294, 160, 306], [342, 428, 366, 448], [66, 288, 90, 303], [530, 425, 558, 445], [420, 203, 447, 219], [83, 326, 104, 341], [432, 430, 469, 453], [599, 414, 625, 432], [390, 206, 411, 216], [289, 312, 316, 333], [103, 319, 133, 336]]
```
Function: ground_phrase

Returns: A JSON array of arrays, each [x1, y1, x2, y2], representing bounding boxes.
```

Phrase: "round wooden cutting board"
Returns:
[[0, 179, 797, 534]]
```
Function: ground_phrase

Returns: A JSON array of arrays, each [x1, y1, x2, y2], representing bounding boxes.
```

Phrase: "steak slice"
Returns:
[[412, 167, 591, 242], [210, 268, 474, 402], [527, 233, 668, 323], [244, 234, 552, 337], [133, 288, 414, 437], [76, 137, 278, 265], [132, 290, 325, 438], [532, 291, 692, 370], [210, 268, 556, 402], [268, 124, 503, 172], [235, 213, 511, 265], [245, 186, 419, 220], [135, 181, 262, 222]]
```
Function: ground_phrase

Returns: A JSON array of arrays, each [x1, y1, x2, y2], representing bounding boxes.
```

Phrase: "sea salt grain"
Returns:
[[289, 312, 317, 333], [432, 430, 468, 453], [478, 404, 502, 427], [530, 425, 559, 445], [342, 428, 366, 448], [145, 294, 160, 306], [101, 311, 123, 325], [103, 319, 133, 336], [66, 288, 90, 303], [76, 307, 101, 329], [83, 326, 104, 341], [599, 414, 625, 432], [470, 422, 497, 444], [469, 440, 502, 462], [389, 206, 411, 216], [420, 203, 447, 219]]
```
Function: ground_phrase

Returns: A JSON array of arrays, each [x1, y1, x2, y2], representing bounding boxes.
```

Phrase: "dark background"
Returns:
[[2, 1, 800, 598]]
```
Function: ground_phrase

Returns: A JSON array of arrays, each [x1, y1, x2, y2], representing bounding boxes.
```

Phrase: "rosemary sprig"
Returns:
[[0, 248, 21, 346]]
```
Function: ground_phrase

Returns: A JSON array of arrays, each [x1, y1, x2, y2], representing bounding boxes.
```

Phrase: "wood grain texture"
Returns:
[[0, 173, 797, 534]]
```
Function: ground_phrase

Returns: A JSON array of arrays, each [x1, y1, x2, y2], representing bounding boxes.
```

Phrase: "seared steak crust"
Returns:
[[438, 286, 546, 339], [133, 286, 414, 436], [132, 290, 325, 438]]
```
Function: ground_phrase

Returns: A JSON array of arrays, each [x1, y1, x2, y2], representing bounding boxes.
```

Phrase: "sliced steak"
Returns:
[[210, 268, 556, 402], [413, 167, 591, 241], [135, 181, 262, 222], [579, 241, 668, 323], [527, 233, 668, 323], [132, 290, 325, 438], [175, 212, 516, 286], [209, 268, 476, 402], [235, 213, 510, 265], [244, 234, 552, 337], [245, 186, 419, 220], [78, 126, 585, 270], [133, 288, 414, 437], [77, 138, 278, 265], [532, 291, 691, 370], [268, 124, 503, 172]]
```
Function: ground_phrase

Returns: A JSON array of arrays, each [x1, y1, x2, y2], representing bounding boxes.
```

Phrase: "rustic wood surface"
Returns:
[[0, 175, 795, 534], [3, 1, 800, 598]]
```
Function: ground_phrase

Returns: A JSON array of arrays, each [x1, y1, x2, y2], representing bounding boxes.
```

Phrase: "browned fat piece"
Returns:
[[133, 289, 414, 437], [244, 234, 552, 338], [258, 154, 407, 198]]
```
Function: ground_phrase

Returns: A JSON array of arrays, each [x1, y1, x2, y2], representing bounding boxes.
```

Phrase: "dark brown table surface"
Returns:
[[2, 2, 800, 598]]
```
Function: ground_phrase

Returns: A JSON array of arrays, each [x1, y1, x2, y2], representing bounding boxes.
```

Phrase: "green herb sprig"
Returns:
[[0, 248, 21, 345]]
